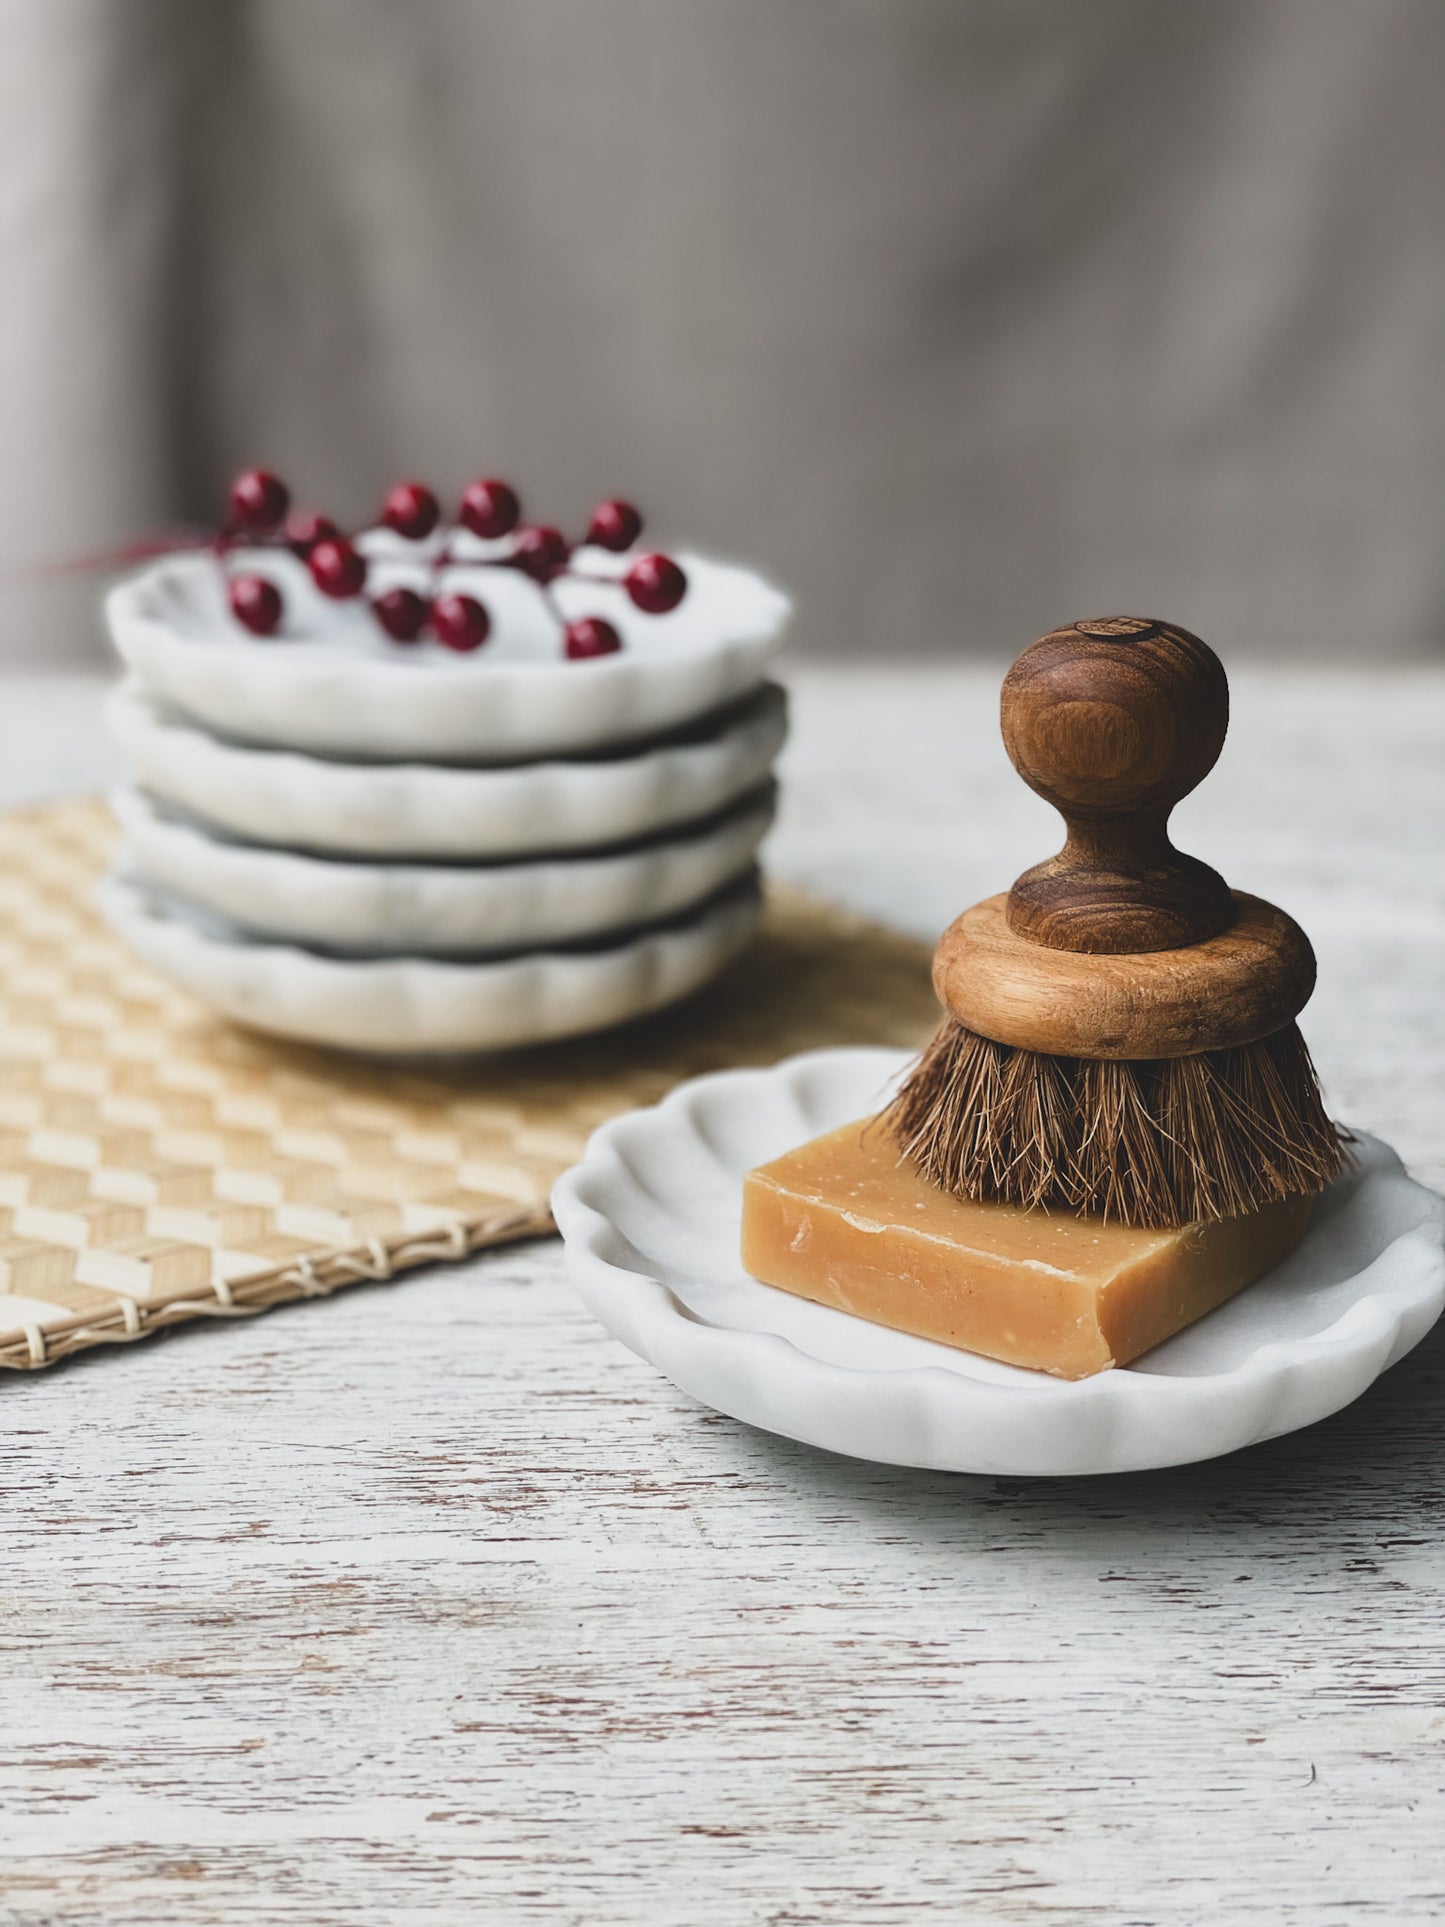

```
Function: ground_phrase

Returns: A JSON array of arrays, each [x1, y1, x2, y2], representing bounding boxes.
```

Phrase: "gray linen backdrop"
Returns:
[[3, 0, 1444, 667]]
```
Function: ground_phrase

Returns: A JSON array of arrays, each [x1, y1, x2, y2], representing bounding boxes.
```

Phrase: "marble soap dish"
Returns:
[[105, 680, 788, 860], [106, 545, 791, 762], [552, 1046, 1445, 1477], [112, 783, 775, 954], [99, 873, 763, 1056]]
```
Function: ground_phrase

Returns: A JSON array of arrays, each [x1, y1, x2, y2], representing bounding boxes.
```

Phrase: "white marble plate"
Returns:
[[99, 873, 762, 1055], [112, 782, 775, 955], [106, 679, 788, 860], [552, 1046, 1445, 1476], [106, 544, 790, 762]]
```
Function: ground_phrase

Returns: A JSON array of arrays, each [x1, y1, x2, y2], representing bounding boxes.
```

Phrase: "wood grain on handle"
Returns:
[[1001, 617, 1234, 955], [934, 892, 1317, 1059]]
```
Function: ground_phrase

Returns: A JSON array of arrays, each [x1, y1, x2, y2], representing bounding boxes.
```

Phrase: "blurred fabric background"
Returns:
[[2, 0, 1444, 667]]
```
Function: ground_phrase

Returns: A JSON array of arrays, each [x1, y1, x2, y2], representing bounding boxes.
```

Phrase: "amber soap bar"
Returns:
[[741, 1120, 1311, 1379]]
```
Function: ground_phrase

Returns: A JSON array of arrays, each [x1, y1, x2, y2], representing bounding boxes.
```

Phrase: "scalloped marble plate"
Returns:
[[106, 679, 788, 860], [106, 544, 791, 762], [552, 1046, 1445, 1476], [98, 873, 762, 1055], [112, 782, 775, 955]]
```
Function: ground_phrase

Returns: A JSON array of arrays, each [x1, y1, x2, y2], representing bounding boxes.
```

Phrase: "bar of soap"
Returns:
[[741, 1119, 1311, 1379]]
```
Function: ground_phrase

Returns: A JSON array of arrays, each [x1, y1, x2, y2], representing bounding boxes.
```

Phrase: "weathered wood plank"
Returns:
[[0, 668, 1442, 1923]]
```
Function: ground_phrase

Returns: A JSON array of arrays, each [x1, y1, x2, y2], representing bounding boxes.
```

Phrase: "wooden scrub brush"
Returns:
[[883, 616, 1348, 1227]]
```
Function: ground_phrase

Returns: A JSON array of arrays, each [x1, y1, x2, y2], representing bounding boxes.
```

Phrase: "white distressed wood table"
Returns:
[[2, 666, 1444, 1926]]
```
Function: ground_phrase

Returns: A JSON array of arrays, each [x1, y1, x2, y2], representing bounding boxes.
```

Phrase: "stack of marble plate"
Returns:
[[101, 544, 790, 1055]]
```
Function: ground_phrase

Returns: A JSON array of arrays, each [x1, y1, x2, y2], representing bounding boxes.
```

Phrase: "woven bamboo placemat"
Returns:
[[0, 798, 937, 1371]]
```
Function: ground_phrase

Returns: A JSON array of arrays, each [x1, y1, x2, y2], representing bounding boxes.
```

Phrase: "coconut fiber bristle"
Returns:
[[881, 1018, 1349, 1228]]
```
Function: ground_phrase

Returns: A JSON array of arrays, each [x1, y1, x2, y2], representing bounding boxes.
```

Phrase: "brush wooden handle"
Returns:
[[1001, 617, 1234, 955], [934, 891, 1316, 1059]]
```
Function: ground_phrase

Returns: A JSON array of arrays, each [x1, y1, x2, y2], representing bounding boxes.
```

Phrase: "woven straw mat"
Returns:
[[0, 798, 937, 1371]]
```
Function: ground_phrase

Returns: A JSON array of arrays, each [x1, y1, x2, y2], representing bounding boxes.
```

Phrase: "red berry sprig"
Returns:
[[382, 482, 441, 541], [372, 586, 429, 642], [213, 470, 687, 655], [431, 593, 491, 653], [512, 525, 571, 582], [228, 575, 283, 636], [308, 536, 368, 600], [624, 552, 688, 615], [565, 617, 623, 660], [586, 499, 643, 551], [229, 468, 290, 532], [459, 478, 520, 540], [286, 509, 340, 555]]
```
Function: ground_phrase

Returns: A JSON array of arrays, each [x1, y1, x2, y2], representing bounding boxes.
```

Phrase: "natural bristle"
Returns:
[[880, 1019, 1349, 1227]]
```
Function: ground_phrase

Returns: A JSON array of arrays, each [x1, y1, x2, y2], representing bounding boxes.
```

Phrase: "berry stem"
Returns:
[[9, 529, 212, 576], [538, 579, 570, 631]]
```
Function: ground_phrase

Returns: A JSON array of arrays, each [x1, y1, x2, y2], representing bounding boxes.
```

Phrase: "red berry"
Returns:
[[229, 575, 284, 636], [458, 478, 521, 540], [372, 587, 429, 642], [308, 536, 368, 599], [625, 553, 687, 614], [564, 617, 623, 661], [512, 525, 570, 581], [230, 468, 290, 531], [585, 499, 643, 551], [382, 481, 440, 541], [430, 593, 491, 652], [286, 509, 339, 555]]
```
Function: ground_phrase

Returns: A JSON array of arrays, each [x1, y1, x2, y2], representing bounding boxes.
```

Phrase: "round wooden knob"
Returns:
[[1001, 617, 1234, 954]]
